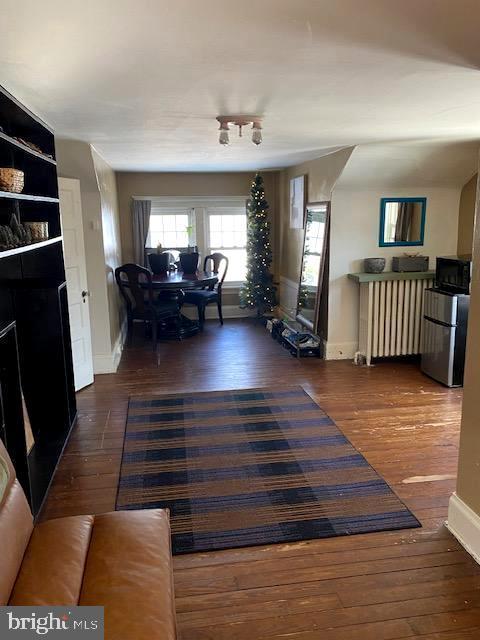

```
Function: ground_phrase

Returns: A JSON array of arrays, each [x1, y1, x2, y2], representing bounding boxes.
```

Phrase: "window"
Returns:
[[207, 207, 247, 282], [146, 207, 195, 249], [141, 198, 248, 285]]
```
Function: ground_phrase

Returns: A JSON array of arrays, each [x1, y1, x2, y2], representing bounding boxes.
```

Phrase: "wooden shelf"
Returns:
[[0, 131, 56, 165], [0, 236, 62, 259], [0, 190, 59, 203]]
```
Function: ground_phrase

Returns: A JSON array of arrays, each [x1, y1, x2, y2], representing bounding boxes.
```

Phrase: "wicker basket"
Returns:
[[0, 168, 24, 193]]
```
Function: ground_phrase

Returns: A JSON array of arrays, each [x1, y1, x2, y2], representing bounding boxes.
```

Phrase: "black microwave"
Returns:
[[435, 255, 472, 295]]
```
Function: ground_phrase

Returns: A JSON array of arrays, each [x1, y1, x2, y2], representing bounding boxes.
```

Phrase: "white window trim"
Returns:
[[133, 195, 247, 208]]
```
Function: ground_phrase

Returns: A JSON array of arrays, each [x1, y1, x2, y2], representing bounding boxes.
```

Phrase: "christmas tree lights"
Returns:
[[240, 173, 277, 316]]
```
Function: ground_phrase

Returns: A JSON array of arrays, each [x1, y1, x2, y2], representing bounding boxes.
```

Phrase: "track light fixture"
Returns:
[[216, 116, 263, 146]]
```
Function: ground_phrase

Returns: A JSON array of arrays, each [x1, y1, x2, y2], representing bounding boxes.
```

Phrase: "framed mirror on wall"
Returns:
[[379, 197, 426, 247], [296, 202, 330, 332]]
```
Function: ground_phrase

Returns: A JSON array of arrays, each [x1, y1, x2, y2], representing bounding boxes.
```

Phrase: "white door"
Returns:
[[59, 177, 94, 391]]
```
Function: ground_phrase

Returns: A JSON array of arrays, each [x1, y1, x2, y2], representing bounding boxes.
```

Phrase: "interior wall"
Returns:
[[56, 139, 123, 373], [453, 165, 480, 521], [328, 186, 460, 358], [277, 148, 354, 318], [457, 174, 477, 256], [116, 171, 279, 272], [91, 148, 124, 349]]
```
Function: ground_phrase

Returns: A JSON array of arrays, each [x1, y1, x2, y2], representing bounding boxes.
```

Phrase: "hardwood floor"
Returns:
[[43, 319, 480, 639]]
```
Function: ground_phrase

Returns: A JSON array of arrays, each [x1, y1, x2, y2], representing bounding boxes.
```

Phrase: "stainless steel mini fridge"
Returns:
[[421, 288, 469, 387]]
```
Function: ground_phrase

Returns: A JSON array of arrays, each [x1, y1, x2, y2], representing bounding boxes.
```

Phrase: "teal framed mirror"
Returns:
[[379, 197, 426, 247]]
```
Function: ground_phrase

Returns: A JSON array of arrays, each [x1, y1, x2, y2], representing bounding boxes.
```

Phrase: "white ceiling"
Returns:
[[336, 141, 479, 189], [1, 0, 480, 171]]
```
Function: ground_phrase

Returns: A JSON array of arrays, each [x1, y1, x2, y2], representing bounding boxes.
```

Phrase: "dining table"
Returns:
[[146, 269, 218, 338], [150, 270, 218, 290]]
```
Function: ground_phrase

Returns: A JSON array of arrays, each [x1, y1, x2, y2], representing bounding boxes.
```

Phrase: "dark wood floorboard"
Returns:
[[43, 319, 480, 639]]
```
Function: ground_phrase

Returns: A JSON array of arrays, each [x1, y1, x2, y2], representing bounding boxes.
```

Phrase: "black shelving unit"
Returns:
[[0, 85, 76, 516]]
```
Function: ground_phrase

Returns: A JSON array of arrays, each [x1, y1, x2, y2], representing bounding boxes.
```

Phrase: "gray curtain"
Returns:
[[394, 202, 413, 242], [132, 199, 151, 266]]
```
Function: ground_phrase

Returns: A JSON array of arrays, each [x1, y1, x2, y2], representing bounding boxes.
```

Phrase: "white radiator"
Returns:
[[351, 273, 434, 365]]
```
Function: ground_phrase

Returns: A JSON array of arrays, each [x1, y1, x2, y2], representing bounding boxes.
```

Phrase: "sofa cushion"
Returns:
[[9, 515, 94, 606], [0, 480, 33, 605], [0, 439, 33, 606], [79, 509, 176, 640]]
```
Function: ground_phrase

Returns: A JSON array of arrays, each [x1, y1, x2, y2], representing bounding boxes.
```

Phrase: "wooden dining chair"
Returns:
[[183, 253, 229, 329], [115, 263, 181, 349]]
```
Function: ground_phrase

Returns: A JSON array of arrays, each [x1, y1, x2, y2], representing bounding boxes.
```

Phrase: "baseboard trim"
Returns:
[[93, 320, 127, 375], [182, 305, 255, 320], [447, 492, 480, 565], [93, 353, 118, 375]]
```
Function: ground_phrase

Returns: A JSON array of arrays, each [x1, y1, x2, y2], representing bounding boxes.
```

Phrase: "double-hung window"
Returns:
[[144, 198, 248, 285], [206, 206, 247, 283], [146, 205, 195, 249]]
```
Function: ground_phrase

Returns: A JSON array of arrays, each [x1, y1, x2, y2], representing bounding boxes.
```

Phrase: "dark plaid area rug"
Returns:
[[116, 386, 420, 554]]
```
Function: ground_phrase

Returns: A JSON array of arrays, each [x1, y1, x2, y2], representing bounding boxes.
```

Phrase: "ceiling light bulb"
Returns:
[[218, 122, 230, 145], [252, 122, 262, 145]]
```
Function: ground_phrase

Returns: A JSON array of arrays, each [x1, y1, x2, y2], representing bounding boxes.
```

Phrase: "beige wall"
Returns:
[[116, 171, 280, 276], [278, 148, 355, 284], [92, 148, 124, 347], [276, 146, 466, 359], [56, 139, 123, 372], [329, 186, 460, 359], [455, 169, 480, 515], [457, 174, 477, 255]]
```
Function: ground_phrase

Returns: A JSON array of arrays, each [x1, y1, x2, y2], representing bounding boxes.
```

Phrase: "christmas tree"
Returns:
[[240, 173, 277, 316]]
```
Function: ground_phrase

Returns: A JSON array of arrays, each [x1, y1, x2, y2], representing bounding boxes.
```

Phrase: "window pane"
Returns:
[[210, 248, 247, 282], [209, 216, 222, 231], [234, 215, 246, 231], [175, 215, 189, 230], [234, 230, 246, 246], [210, 232, 222, 248], [207, 207, 247, 281], [159, 232, 170, 247], [147, 210, 193, 248], [208, 215, 246, 246], [222, 231, 235, 248]]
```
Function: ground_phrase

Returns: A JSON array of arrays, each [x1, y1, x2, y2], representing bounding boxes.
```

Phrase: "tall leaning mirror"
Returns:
[[296, 202, 330, 332]]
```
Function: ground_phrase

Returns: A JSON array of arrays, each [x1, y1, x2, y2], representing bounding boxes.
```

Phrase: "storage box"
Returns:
[[392, 256, 429, 272]]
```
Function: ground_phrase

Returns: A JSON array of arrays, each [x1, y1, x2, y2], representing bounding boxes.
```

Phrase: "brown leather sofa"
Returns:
[[0, 439, 177, 639]]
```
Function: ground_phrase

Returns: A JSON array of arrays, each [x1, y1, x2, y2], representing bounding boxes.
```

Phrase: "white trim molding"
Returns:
[[182, 304, 255, 321], [447, 492, 480, 565], [132, 195, 248, 208]]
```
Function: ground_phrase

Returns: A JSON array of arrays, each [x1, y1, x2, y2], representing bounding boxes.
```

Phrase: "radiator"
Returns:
[[350, 273, 434, 365]]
